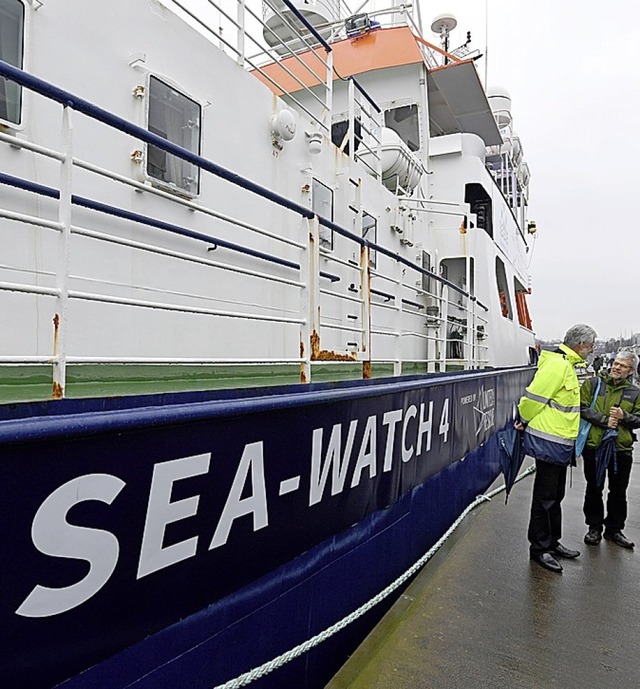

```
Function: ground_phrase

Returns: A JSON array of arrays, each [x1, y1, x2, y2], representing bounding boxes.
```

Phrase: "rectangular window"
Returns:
[[384, 104, 420, 152], [495, 257, 513, 320], [362, 211, 377, 268], [514, 277, 532, 329], [421, 251, 434, 297], [147, 75, 201, 195], [331, 118, 361, 155], [312, 179, 333, 250], [0, 0, 25, 126]]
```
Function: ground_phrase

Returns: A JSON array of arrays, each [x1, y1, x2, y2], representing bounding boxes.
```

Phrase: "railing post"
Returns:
[[360, 242, 372, 379], [440, 284, 449, 373], [465, 295, 473, 370], [375, 108, 383, 181], [348, 78, 355, 163], [300, 215, 320, 383], [465, 252, 472, 370], [325, 50, 333, 132], [237, 0, 246, 68], [393, 258, 403, 376], [52, 105, 73, 398], [471, 298, 478, 367], [352, 176, 371, 379]]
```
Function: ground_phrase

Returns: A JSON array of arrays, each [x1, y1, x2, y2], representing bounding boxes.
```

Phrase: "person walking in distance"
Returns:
[[517, 324, 597, 573], [581, 349, 640, 549]]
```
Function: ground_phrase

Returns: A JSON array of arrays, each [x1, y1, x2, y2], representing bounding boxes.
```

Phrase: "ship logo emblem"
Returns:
[[473, 385, 495, 436]]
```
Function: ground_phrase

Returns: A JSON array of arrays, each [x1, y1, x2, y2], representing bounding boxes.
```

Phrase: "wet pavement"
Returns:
[[327, 453, 640, 689]]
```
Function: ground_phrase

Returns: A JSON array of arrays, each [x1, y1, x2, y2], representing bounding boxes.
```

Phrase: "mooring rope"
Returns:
[[212, 464, 536, 689]]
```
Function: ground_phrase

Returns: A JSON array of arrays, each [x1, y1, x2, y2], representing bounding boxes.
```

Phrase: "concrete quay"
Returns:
[[327, 453, 640, 689]]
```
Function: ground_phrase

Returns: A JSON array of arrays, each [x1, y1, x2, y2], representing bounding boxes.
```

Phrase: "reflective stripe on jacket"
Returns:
[[518, 344, 584, 465]]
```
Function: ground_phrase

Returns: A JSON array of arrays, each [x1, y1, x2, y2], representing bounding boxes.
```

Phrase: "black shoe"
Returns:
[[553, 543, 580, 559], [531, 552, 563, 573], [604, 531, 635, 549], [584, 529, 602, 546]]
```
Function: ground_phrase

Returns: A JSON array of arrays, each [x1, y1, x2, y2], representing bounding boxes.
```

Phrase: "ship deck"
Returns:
[[327, 450, 640, 688]]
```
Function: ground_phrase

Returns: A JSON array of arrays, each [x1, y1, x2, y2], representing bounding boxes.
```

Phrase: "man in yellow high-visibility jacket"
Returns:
[[517, 323, 597, 573]]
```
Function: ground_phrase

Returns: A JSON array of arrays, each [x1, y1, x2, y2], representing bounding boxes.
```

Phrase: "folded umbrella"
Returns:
[[497, 423, 525, 503], [595, 428, 618, 488]]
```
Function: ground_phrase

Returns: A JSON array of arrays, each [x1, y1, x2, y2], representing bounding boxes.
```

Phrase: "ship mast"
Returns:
[[429, 13, 457, 64]]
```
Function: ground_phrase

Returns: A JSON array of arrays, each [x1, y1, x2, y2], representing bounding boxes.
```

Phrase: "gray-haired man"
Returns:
[[518, 324, 597, 573], [580, 349, 640, 548]]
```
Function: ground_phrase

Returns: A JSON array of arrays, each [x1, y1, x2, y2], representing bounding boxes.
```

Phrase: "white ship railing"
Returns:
[[164, 1, 447, 182], [164, 1, 444, 136], [168, 0, 335, 133], [0, 59, 488, 398], [349, 77, 383, 178]]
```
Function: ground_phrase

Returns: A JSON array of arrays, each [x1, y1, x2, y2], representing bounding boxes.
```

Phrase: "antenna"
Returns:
[[430, 13, 457, 62], [484, 0, 489, 89]]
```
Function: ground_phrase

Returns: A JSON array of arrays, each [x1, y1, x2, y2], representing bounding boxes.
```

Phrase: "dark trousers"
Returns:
[[583, 447, 633, 533], [528, 460, 567, 555]]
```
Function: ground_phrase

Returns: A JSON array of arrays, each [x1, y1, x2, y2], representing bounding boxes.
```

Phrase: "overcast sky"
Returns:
[[427, 0, 640, 341]]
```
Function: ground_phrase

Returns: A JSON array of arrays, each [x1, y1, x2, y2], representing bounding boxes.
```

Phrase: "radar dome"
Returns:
[[487, 87, 512, 128], [263, 0, 339, 55]]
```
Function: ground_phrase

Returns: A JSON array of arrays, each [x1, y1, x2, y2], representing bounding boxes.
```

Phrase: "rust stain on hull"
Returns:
[[52, 313, 60, 354], [300, 340, 307, 383], [311, 330, 320, 360], [51, 313, 64, 398], [309, 329, 357, 362], [313, 350, 358, 362]]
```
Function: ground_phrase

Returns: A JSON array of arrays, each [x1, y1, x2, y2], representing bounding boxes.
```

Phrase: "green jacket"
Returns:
[[580, 374, 640, 451], [518, 344, 584, 465]]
